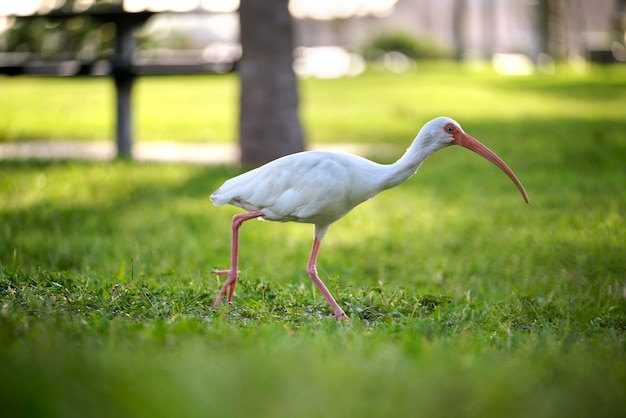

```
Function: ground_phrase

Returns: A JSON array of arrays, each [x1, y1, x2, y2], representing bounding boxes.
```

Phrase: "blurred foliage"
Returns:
[[1, 16, 115, 60], [0, 0, 124, 59], [362, 31, 451, 61]]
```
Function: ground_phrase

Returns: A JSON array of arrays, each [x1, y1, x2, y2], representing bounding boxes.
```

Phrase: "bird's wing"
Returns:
[[210, 152, 375, 224]]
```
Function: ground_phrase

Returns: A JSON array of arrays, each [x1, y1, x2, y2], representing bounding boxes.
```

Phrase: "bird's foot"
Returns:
[[333, 310, 350, 322], [212, 270, 239, 307]]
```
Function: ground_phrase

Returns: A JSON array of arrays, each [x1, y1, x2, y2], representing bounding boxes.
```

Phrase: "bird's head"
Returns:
[[420, 117, 529, 203]]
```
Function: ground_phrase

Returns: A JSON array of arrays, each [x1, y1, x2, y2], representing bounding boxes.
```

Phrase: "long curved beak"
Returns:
[[452, 133, 529, 204]]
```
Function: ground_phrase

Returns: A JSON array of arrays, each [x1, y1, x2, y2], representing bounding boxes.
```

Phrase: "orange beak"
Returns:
[[452, 132, 529, 204]]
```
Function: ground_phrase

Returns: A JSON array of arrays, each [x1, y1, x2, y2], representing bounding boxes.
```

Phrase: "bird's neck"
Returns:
[[380, 136, 434, 190]]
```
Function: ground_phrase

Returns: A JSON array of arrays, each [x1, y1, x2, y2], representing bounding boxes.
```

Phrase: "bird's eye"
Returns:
[[445, 124, 455, 133]]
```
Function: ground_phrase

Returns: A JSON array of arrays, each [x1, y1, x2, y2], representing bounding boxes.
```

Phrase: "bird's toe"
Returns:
[[333, 311, 350, 322]]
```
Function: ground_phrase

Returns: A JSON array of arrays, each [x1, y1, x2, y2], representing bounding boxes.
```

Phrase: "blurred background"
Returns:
[[0, 0, 625, 164], [1, 0, 624, 78]]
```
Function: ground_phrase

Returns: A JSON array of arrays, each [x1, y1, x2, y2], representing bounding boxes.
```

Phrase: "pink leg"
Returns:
[[306, 238, 349, 321], [213, 210, 263, 306]]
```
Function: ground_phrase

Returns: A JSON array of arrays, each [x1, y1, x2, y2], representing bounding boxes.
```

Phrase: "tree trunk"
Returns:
[[534, 0, 565, 60], [452, 0, 467, 61], [238, 0, 304, 166], [481, 0, 495, 60]]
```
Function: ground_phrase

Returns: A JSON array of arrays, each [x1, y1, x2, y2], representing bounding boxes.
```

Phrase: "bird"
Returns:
[[210, 116, 528, 321]]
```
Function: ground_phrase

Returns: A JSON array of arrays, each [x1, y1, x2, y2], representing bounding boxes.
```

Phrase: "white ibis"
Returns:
[[211, 117, 528, 321]]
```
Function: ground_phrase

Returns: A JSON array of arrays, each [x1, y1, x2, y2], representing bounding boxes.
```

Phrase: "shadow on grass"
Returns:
[[0, 161, 238, 272], [491, 69, 626, 101]]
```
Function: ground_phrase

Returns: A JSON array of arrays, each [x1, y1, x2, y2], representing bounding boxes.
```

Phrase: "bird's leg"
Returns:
[[306, 238, 349, 321], [213, 210, 264, 306]]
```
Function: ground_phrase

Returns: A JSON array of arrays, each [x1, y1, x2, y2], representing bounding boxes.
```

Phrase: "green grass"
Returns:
[[1, 63, 625, 145], [1, 64, 626, 418], [0, 74, 238, 142]]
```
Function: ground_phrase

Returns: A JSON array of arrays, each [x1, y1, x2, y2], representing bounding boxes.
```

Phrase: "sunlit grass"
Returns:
[[0, 74, 238, 142], [1, 64, 625, 145]]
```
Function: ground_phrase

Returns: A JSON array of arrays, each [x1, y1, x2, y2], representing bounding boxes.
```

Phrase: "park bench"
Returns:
[[0, 5, 237, 158]]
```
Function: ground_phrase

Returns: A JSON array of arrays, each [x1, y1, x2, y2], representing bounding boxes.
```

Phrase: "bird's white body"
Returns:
[[210, 117, 528, 320], [211, 150, 420, 235]]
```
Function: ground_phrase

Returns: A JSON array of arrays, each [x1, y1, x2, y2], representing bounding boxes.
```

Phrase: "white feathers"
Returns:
[[210, 151, 387, 225]]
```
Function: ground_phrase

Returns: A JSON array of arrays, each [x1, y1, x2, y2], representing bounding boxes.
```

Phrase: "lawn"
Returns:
[[1, 64, 626, 418]]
